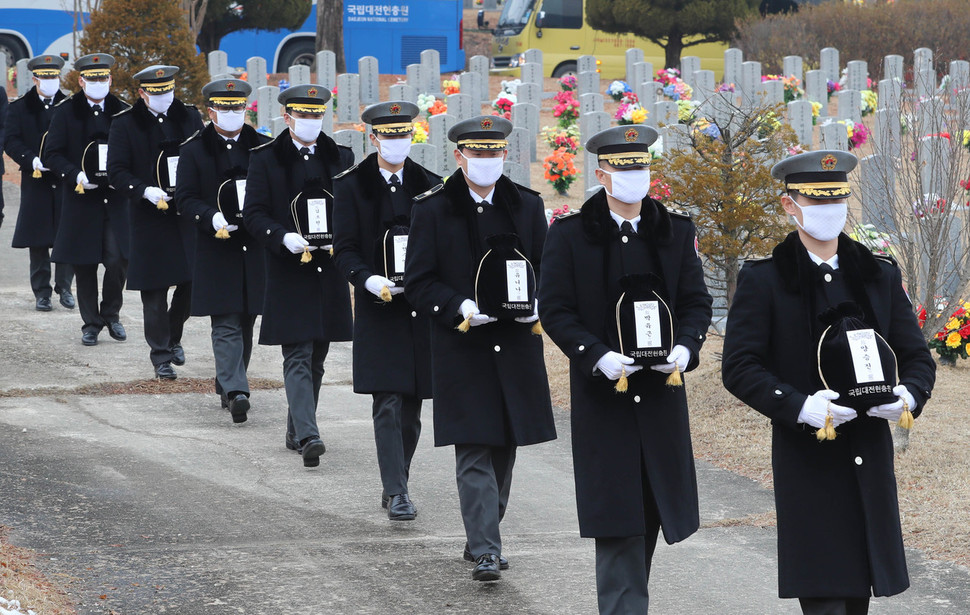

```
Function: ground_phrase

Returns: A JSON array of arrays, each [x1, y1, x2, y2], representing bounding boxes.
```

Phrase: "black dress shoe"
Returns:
[[285, 432, 303, 453], [81, 331, 99, 346], [155, 362, 177, 380], [300, 436, 326, 467], [107, 321, 127, 341], [472, 553, 501, 582], [35, 297, 53, 311], [228, 394, 250, 424], [58, 290, 76, 309], [387, 493, 417, 521], [171, 344, 185, 366], [464, 543, 509, 570]]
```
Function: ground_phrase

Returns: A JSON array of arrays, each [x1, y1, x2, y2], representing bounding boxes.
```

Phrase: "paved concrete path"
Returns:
[[1, 182, 968, 614]]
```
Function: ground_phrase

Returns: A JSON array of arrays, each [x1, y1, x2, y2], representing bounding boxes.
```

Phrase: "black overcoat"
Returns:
[[722, 232, 936, 599], [404, 171, 556, 447], [107, 98, 203, 290], [538, 191, 713, 540], [0, 88, 7, 226], [333, 153, 439, 397], [242, 131, 355, 346], [47, 91, 130, 265], [5, 87, 66, 248], [176, 123, 270, 316]]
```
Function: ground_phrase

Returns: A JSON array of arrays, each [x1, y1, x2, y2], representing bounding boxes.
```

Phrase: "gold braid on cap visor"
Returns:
[[287, 103, 327, 114], [209, 96, 247, 107], [457, 138, 508, 149], [786, 182, 851, 197], [373, 122, 414, 134], [80, 69, 111, 77], [599, 152, 651, 166], [142, 79, 175, 93], [32, 69, 62, 77]]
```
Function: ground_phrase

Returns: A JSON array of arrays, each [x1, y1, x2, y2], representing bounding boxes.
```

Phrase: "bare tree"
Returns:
[[181, 0, 211, 40], [316, 0, 344, 72], [71, 0, 103, 58]]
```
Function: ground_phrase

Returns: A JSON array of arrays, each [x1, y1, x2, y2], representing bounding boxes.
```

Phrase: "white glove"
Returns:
[[797, 390, 857, 430], [211, 211, 238, 233], [76, 171, 98, 190], [650, 344, 690, 374], [364, 275, 403, 297], [283, 232, 314, 254], [143, 186, 170, 205], [867, 385, 916, 421], [594, 351, 643, 381], [32, 156, 49, 172], [514, 299, 539, 324], [459, 299, 497, 327]]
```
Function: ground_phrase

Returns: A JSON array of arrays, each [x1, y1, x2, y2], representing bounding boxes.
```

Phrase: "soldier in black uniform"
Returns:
[[176, 78, 270, 423], [108, 65, 204, 379], [242, 85, 354, 468], [4, 54, 73, 311], [0, 86, 7, 228], [722, 150, 936, 615], [538, 126, 713, 614], [333, 101, 439, 520], [48, 53, 131, 346], [404, 116, 556, 582]]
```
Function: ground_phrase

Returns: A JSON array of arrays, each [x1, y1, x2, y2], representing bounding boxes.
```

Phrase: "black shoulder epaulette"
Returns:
[[180, 129, 202, 147], [873, 253, 898, 267], [251, 139, 274, 153], [665, 205, 691, 218], [53, 97, 71, 108], [552, 209, 581, 223], [514, 182, 540, 197], [414, 183, 444, 201], [333, 161, 361, 180], [337, 143, 353, 153], [184, 104, 199, 112], [112, 105, 134, 118]]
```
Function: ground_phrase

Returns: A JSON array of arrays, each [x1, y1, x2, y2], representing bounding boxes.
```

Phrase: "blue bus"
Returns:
[[0, 0, 465, 74]]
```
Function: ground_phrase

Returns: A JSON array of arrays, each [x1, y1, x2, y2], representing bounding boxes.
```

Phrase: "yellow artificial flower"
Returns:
[[631, 108, 648, 124], [946, 317, 961, 330], [946, 331, 962, 348], [811, 101, 822, 117]]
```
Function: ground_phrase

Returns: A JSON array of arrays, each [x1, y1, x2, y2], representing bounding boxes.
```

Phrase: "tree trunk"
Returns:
[[317, 0, 345, 72], [664, 28, 684, 71], [180, 0, 209, 40]]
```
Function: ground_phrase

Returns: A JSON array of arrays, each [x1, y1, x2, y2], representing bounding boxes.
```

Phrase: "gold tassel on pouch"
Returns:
[[531, 320, 544, 336], [215, 226, 230, 239], [665, 368, 683, 387], [380, 286, 392, 302], [457, 315, 471, 332], [816, 404, 837, 441], [898, 399, 914, 430], [32, 169, 42, 179], [615, 367, 629, 393], [329, 247, 335, 256], [75, 182, 85, 194], [300, 246, 313, 263], [157, 199, 169, 211]]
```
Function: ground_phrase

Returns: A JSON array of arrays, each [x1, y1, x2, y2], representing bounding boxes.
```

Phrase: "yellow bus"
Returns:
[[489, 0, 725, 80]]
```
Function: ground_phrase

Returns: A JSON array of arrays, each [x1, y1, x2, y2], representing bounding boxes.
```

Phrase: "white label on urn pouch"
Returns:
[[235, 180, 247, 211], [166, 156, 179, 187], [634, 301, 662, 348], [98, 144, 108, 171], [506, 260, 528, 302], [393, 235, 408, 273], [308, 198, 328, 234], [847, 329, 884, 384]]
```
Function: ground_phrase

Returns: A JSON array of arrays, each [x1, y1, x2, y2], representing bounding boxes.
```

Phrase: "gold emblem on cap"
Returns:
[[308, 87, 318, 97], [481, 118, 493, 130], [226, 81, 236, 90], [45, 56, 52, 63], [93, 56, 99, 62], [821, 154, 838, 171], [624, 128, 639, 142], [390, 103, 401, 114], [155, 68, 165, 78]]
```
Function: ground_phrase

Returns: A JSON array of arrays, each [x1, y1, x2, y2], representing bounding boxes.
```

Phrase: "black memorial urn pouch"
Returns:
[[817, 301, 898, 411], [155, 139, 181, 196], [290, 177, 334, 249], [376, 215, 411, 284], [80, 134, 111, 187], [609, 273, 674, 367], [216, 166, 249, 224], [473, 233, 536, 320]]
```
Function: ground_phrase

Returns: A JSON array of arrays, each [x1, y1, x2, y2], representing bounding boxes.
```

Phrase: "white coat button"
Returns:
[[317, 267, 322, 272], [494, 345, 501, 352], [104, 199, 109, 204], [433, 305, 439, 312], [621, 236, 629, 243], [855, 456, 863, 466], [477, 206, 484, 213], [578, 344, 585, 352], [242, 245, 247, 251], [44, 104, 50, 109], [634, 395, 641, 403], [129, 185, 134, 189], [158, 117, 164, 123], [774, 389, 783, 396], [390, 186, 397, 193], [824, 273, 833, 283], [195, 215, 200, 220], [226, 143, 232, 150], [93, 110, 99, 116], [411, 311, 417, 317], [303, 155, 310, 161]]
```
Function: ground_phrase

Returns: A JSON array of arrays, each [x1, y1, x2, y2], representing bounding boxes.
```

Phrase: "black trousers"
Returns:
[[371, 392, 422, 496], [140, 283, 192, 366], [75, 223, 127, 334], [29, 247, 73, 299], [455, 444, 516, 560], [211, 313, 256, 398], [799, 597, 871, 615], [282, 340, 330, 442]]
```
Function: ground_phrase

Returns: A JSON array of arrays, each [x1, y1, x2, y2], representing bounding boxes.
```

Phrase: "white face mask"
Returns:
[[601, 168, 651, 204], [37, 78, 60, 98], [82, 78, 110, 102], [791, 198, 847, 242], [147, 91, 174, 115], [461, 152, 505, 187], [289, 116, 323, 143], [214, 109, 245, 133], [377, 136, 411, 165]]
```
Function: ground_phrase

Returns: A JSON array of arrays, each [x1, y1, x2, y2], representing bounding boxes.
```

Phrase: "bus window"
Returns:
[[538, 0, 583, 29]]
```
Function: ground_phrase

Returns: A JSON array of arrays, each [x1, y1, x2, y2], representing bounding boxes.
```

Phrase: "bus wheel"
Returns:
[[552, 62, 578, 79], [0, 35, 28, 68], [277, 40, 316, 73]]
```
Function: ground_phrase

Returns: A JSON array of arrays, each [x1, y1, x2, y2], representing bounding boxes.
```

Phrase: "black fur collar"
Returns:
[[771, 231, 882, 294], [199, 122, 267, 154], [356, 152, 437, 200], [24, 86, 66, 112], [270, 128, 342, 164], [580, 188, 673, 245], [69, 90, 127, 119], [441, 169, 524, 217]]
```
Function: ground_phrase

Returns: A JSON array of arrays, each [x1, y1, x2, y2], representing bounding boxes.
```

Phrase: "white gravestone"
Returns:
[[626, 48, 644, 84], [511, 102, 539, 161], [358, 56, 380, 104], [406, 64, 421, 91], [819, 121, 848, 151], [246, 57, 267, 103], [459, 73, 482, 112], [883, 55, 904, 83], [409, 143, 438, 174], [316, 51, 336, 91], [429, 114, 457, 175], [837, 89, 862, 124], [470, 56, 490, 102], [580, 92, 604, 116], [447, 93, 474, 121], [740, 61, 762, 109], [334, 129, 365, 163], [388, 84, 418, 105], [288, 65, 310, 87], [631, 62, 652, 91], [257, 85, 281, 129], [521, 62, 543, 88], [820, 47, 840, 83], [723, 48, 743, 89], [578, 55, 598, 74], [336, 73, 360, 124], [805, 70, 826, 105], [420, 49, 441, 94], [524, 48, 543, 65], [846, 61, 868, 92], [680, 56, 701, 89], [783, 55, 803, 83], [859, 154, 897, 235], [578, 71, 599, 96], [209, 50, 228, 78], [787, 100, 814, 147]]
